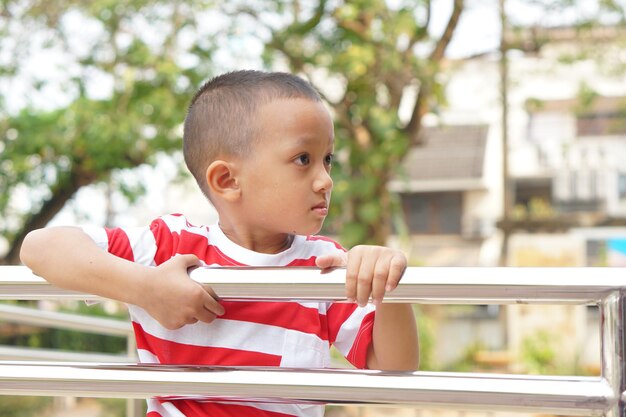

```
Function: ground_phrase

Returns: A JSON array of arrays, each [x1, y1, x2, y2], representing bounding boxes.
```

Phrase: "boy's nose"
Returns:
[[314, 169, 333, 193]]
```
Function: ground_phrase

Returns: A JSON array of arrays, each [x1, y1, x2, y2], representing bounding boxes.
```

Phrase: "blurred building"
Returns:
[[393, 25, 626, 268], [391, 26, 626, 371]]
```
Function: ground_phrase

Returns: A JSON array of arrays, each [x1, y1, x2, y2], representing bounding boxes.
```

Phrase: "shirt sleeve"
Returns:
[[81, 224, 158, 267], [306, 235, 377, 369], [326, 301, 376, 369]]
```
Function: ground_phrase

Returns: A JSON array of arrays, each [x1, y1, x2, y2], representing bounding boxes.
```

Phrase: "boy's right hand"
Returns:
[[142, 254, 225, 330]]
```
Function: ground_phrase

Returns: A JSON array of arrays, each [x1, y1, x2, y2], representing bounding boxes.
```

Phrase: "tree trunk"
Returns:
[[1, 171, 95, 265]]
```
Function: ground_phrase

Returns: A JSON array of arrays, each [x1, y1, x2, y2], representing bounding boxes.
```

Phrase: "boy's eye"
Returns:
[[295, 154, 310, 165], [324, 153, 334, 166]]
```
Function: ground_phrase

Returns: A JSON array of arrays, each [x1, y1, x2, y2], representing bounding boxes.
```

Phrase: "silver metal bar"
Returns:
[[0, 266, 624, 415], [0, 347, 132, 363], [2, 265, 626, 304], [0, 266, 94, 301], [601, 292, 622, 417], [609, 292, 626, 417], [0, 303, 132, 336], [0, 362, 614, 415]]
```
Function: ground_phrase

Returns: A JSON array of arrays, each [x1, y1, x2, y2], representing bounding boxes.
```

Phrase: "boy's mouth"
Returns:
[[312, 202, 328, 216]]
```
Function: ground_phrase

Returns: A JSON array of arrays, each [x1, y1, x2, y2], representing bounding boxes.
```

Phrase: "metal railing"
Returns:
[[0, 265, 625, 416], [0, 266, 141, 415], [0, 303, 134, 363]]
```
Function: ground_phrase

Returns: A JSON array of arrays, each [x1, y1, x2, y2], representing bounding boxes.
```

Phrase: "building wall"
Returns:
[[417, 47, 626, 375], [462, 189, 496, 238], [442, 46, 626, 220]]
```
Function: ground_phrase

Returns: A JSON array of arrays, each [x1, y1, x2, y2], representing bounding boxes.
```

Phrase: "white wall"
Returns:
[[441, 43, 626, 218]]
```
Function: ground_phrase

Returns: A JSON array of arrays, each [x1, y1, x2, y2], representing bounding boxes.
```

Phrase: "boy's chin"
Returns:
[[292, 223, 324, 236]]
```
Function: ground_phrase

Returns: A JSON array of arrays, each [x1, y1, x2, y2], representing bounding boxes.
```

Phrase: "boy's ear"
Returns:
[[205, 160, 241, 202]]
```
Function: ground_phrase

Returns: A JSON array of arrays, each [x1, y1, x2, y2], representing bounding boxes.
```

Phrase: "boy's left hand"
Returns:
[[316, 246, 407, 307]]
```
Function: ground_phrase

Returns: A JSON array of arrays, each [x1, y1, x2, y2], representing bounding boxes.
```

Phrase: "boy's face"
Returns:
[[235, 98, 334, 237]]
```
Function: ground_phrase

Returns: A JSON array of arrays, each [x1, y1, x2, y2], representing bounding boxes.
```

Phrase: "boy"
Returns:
[[20, 70, 418, 417]]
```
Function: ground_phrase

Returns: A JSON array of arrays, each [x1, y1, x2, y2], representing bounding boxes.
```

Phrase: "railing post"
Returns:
[[614, 291, 626, 417], [601, 291, 626, 416], [125, 335, 143, 417]]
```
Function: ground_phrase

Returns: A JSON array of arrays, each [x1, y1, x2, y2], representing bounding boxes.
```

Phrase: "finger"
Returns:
[[194, 308, 218, 324], [204, 285, 222, 302], [184, 316, 199, 326], [161, 318, 186, 330], [371, 255, 391, 306], [175, 253, 202, 270], [201, 285, 225, 316], [316, 252, 347, 270], [386, 254, 407, 292], [345, 251, 362, 303], [355, 254, 376, 307]]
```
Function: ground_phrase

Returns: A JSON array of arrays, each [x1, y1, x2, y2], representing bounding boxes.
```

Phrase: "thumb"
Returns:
[[316, 252, 347, 270], [175, 253, 201, 269]]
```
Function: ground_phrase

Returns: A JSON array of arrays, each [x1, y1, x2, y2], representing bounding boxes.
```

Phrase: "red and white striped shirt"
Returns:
[[84, 214, 376, 417]]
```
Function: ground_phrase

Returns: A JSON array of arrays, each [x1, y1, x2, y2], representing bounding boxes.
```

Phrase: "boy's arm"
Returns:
[[316, 246, 419, 371], [366, 303, 418, 370], [20, 227, 224, 329]]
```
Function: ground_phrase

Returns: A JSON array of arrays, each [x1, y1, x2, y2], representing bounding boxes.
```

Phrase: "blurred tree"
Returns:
[[502, 0, 626, 112], [229, 0, 464, 247], [0, 0, 467, 257], [505, 0, 626, 62], [0, 0, 217, 264]]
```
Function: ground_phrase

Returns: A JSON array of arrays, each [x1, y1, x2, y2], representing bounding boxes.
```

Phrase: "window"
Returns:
[[577, 112, 626, 136], [401, 192, 462, 235]]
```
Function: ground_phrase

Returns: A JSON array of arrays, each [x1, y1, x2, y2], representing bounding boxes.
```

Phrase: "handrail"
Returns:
[[0, 362, 613, 415], [1, 265, 625, 416], [0, 347, 132, 362], [0, 303, 132, 336], [2, 265, 625, 303]]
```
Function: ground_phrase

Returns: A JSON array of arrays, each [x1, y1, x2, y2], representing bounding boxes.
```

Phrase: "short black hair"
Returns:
[[183, 70, 322, 198]]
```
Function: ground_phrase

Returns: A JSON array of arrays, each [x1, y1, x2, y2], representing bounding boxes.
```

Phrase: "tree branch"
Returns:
[[404, 0, 463, 144], [1, 168, 97, 265], [430, 0, 463, 62], [266, 0, 327, 73], [290, 0, 327, 35]]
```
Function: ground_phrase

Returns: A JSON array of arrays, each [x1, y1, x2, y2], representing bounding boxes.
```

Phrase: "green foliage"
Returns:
[[519, 329, 593, 376], [2, 327, 126, 353], [520, 330, 556, 374], [0, 301, 127, 353], [510, 1, 626, 74], [575, 82, 599, 114], [0, 396, 52, 417], [413, 305, 436, 371], [0, 0, 218, 263], [241, 0, 464, 247], [0, 397, 134, 417], [98, 398, 133, 417], [446, 341, 488, 373], [512, 197, 555, 220], [1, 0, 467, 256]]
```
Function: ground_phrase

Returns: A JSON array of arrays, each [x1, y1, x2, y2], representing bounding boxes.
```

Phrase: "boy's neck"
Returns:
[[219, 223, 295, 254]]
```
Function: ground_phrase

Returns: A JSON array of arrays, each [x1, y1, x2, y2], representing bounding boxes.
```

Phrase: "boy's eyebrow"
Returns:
[[287, 136, 335, 149]]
